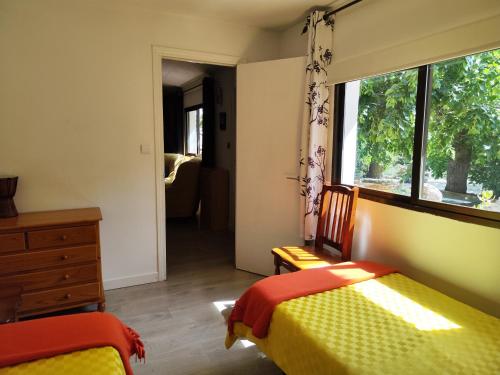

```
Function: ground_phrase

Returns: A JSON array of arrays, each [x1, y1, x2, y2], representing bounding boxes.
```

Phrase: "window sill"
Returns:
[[356, 187, 500, 229]]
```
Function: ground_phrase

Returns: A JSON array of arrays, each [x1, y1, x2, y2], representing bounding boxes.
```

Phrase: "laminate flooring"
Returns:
[[106, 219, 282, 375]]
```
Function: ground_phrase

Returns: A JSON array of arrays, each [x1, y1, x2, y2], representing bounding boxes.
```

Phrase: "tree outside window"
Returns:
[[342, 49, 499, 213]]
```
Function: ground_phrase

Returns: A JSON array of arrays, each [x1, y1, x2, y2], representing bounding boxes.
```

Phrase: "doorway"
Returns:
[[160, 58, 237, 276]]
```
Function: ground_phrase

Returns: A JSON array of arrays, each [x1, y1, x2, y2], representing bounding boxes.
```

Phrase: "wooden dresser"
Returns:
[[0, 208, 105, 320]]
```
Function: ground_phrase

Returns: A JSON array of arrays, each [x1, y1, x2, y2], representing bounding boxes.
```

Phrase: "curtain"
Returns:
[[202, 77, 216, 167], [299, 10, 334, 240], [162, 86, 184, 154]]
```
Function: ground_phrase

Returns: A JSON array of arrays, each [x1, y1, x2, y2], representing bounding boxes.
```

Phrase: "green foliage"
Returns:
[[356, 49, 499, 194], [427, 50, 499, 194], [357, 69, 417, 178]]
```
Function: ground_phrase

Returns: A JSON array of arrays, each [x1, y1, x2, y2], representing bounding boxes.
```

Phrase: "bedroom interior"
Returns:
[[0, 0, 499, 374]]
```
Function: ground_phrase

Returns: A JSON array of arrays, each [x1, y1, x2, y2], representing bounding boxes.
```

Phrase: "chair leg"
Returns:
[[274, 254, 281, 275]]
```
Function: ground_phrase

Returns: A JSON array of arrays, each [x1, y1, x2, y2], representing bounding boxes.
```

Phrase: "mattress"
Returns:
[[0, 346, 126, 375], [228, 273, 500, 374]]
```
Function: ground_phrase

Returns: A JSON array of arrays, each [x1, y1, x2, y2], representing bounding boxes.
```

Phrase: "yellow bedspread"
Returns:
[[0, 346, 126, 375], [227, 273, 500, 375]]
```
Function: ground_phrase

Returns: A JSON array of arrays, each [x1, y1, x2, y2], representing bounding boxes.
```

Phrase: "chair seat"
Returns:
[[271, 246, 342, 271]]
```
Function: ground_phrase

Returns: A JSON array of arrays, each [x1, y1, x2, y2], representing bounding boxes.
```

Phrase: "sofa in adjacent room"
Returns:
[[164, 153, 201, 218]]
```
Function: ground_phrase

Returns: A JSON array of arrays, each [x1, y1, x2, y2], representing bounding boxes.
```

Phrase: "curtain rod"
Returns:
[[323, 0, 363, 19]]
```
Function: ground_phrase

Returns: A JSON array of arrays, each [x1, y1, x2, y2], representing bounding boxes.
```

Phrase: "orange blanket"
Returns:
[[228, 261, 396, 338], [0, 312, 144, 374]]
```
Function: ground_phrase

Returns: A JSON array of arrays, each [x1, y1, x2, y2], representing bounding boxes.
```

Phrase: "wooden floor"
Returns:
[[106, 219, 282, 375]]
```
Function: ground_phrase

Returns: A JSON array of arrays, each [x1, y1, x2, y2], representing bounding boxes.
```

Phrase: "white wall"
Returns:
[[278, 20, 307, 59], [278, 0, 500, 69], [0, 0, 280, 289], [329, 0, 500, 82]]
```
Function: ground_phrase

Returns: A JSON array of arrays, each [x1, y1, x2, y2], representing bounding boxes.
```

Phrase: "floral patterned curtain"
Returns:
[[299, 10, 334, 240]]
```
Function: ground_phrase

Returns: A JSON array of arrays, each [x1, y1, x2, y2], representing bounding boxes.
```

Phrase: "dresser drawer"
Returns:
[[0, 233, 25, 253], [0, 245, 97, 275], [19, 282, 100, 312], [0, 264, 98, 292], [28, 225, 96, 249]]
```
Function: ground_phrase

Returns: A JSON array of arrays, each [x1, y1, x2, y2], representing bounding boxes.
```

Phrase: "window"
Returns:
[[422, 52, 499, 214], [334, 49, 499, 227], [185, 106, 203, 155], [342, 69, 418, 196]]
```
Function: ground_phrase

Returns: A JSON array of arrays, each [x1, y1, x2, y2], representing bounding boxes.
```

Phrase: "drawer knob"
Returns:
[[61, 255, 69, 260], [65, 293, 72, 299], [60, 235, 68, 241], [64, 274, 70, 280]]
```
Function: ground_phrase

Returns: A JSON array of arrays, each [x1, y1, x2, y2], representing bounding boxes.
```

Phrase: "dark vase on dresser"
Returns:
[[0, 176, 18, 218]]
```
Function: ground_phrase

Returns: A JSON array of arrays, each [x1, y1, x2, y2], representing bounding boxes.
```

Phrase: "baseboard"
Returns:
[[103, 272, 159, 290]]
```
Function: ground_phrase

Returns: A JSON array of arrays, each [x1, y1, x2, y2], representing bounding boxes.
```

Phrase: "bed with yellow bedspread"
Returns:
[[226, 273, 500, 374], [0, 346, 125, 375]]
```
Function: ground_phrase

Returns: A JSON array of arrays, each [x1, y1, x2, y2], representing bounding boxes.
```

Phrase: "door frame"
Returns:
[[152, 45, 240, 281]]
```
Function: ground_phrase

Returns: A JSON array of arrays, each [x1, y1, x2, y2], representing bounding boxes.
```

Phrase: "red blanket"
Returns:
[[228, 261, 396, 339], [0, 312, 144, 374]]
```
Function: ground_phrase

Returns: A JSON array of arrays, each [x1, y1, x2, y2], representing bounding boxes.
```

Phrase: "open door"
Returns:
[[236, 57, 306, 275]]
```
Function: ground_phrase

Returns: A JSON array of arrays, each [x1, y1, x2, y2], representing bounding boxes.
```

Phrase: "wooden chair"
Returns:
[[272, 185, 359, 274]]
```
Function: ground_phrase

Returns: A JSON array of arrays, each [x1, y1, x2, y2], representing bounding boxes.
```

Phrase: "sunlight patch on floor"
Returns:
[[213, 300, 235, 313], [352, 279, 461, 331], [213, 300, 256, 349], [240, 339, 256, 348]]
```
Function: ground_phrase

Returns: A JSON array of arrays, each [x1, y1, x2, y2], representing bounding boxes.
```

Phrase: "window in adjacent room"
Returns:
[[334, 48, 499, 226], [185, 105, 203, 155]]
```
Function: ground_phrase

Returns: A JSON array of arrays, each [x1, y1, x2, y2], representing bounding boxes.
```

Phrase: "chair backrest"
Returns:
[[314, 185, 359, 261]]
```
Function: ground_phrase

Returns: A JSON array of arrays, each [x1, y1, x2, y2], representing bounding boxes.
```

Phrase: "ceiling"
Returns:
[[120, 0, 343, 30], [162, 59, 229, 87]]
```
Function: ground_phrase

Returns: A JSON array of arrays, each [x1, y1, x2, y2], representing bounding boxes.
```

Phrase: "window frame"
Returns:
[[332, 57, 500, 229], [184, 104, 203, 156]]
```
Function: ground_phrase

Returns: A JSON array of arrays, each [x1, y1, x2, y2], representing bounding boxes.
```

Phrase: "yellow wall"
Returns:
[[0, 0, 280, 288], [353, 200, 500, 316]]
